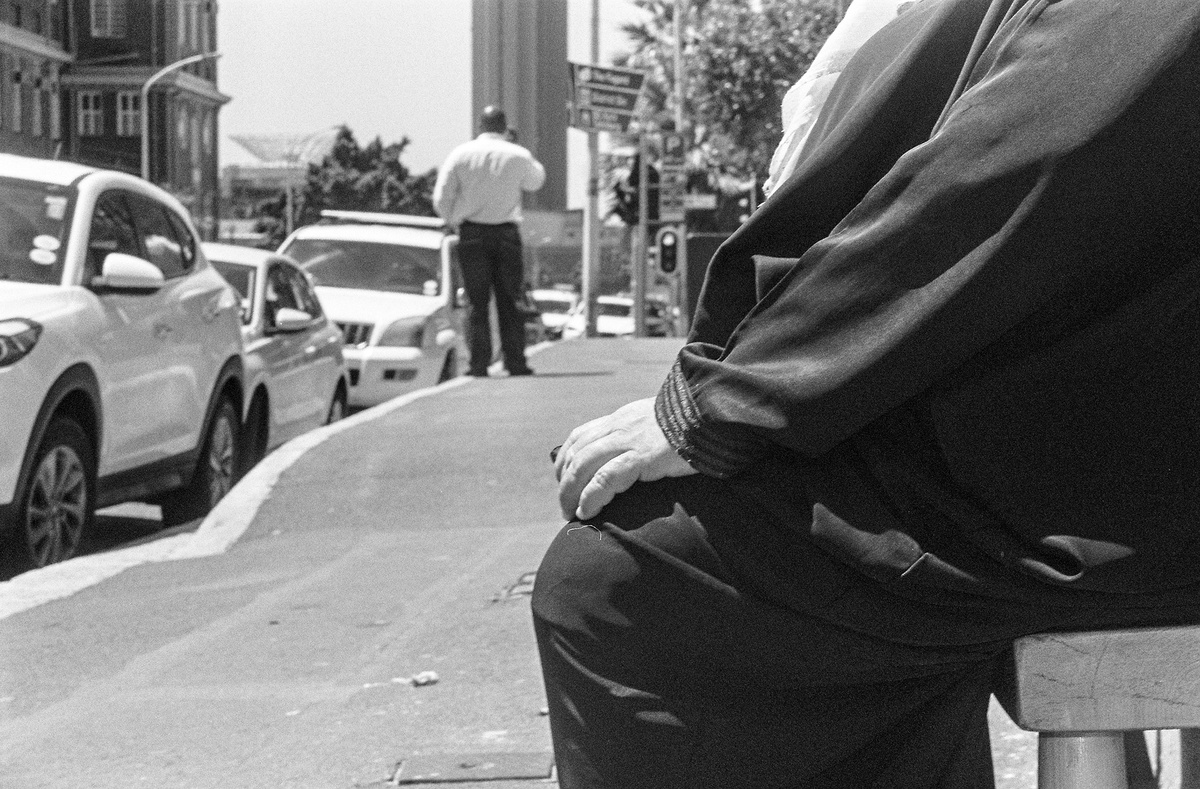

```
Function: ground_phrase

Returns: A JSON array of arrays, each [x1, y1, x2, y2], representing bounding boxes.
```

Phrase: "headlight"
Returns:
[[378, 316, 426, 348], [0, 319, 42, 367]]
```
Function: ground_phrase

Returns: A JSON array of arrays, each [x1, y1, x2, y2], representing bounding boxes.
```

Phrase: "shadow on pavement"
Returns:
[[0, 503, 192, 583]]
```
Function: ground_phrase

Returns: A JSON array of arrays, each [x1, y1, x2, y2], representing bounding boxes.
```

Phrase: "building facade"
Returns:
[[471, 0, 568, 211], [0, 0, 228, 238], [0, 1, 71, 159]]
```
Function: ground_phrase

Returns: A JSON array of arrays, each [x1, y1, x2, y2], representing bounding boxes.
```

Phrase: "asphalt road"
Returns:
[[0, 338, 1047, 788]]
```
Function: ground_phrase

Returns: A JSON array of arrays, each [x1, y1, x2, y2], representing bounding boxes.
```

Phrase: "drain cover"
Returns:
[[396, 751, 554, 784]]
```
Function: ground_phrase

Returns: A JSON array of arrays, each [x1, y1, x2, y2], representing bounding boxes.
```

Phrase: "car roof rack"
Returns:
[[318, 210, 445, 230]]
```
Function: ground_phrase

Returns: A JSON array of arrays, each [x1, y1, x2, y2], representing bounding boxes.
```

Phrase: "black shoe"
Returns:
[[508, 367, 534, 377], [466, 368, 490, 378]]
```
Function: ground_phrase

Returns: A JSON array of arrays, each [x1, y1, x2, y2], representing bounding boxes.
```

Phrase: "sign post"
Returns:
[[569, 61, 647, 336]]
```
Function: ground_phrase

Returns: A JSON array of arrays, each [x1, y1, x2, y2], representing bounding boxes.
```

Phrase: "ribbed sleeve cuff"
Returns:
[[654, 357, 765, 479]]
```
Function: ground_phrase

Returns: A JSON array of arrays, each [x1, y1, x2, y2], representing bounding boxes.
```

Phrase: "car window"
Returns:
[[265, 264, 300, 323], [209, 260, 256, 325], [534, 298, 574, 314], [126, 193, 188, 279], [598, 301, 632, 317], [164, 209, 198, 271], [284, 237, 442, 296], [87, 191, 141, 279], [285, 265, 323, 318]]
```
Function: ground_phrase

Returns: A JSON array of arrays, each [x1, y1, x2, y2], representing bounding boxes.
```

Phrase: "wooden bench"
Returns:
[[998, 626, 1200, 789]]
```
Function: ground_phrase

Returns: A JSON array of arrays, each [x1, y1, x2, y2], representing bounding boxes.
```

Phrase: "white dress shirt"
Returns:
[[433, 132, 546, 228]]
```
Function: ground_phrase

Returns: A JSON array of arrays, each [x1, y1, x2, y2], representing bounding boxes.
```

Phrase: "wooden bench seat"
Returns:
[[999, 626, 1200, 789]]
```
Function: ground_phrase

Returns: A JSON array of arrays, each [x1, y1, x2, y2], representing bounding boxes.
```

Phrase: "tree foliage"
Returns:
[[617, 0, 841, 182], [299, 127, 437, 224], [254, 126, 437, 248]]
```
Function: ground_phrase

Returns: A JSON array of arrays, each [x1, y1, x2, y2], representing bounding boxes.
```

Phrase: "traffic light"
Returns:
[[656, 226, 679, 275]]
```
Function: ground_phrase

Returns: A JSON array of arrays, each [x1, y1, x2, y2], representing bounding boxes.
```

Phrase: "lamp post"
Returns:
[[140, 51, 221, 181]]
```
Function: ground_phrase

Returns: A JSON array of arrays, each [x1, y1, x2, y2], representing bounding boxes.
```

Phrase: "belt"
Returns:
[[461, 220, 517, 229]]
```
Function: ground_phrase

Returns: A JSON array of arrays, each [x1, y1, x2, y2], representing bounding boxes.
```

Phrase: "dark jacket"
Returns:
[[656, 0, 1200, 602]]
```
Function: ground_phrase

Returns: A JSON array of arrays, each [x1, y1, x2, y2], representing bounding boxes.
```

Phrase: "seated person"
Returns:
[[534, 0, 1200, 786]]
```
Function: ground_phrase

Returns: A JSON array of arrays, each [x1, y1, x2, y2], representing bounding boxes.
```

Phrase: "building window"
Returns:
[[90, 0, 127, 39], [189, 0, 201, 49], [47, 80, 60, 139], [116, 91, 139, 136], [30, 80, 41, 137], [199, 1, 211, 51], [10, 72, 22, 133], [190, 112, 201, 166], [176, 104, 188, 144], [201, 109, 213, 154], [77, 91, 102, 136]]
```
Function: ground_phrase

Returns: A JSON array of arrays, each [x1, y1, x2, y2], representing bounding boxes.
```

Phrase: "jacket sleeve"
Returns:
[[659, 0, 1200, 478]]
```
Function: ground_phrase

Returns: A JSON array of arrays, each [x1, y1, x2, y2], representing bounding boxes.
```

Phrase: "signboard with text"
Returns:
[[658, 132, 688, 222], [569, 62, 646, 133]]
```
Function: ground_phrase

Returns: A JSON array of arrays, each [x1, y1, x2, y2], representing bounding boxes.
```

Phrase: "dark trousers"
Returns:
[[532, 474, 1200, 788], [457, 221, 529, 374]]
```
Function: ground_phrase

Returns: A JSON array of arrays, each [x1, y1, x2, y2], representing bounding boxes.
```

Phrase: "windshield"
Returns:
[[534, 298, 575, 314], [284, 237, 442, 296], [0, 177, 73, 285], [597, 301, 632, 317]]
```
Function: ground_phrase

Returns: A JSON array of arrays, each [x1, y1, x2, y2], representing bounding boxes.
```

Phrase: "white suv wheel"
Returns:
[[160, 399, 239, 527], [15, 419, 94, 570]]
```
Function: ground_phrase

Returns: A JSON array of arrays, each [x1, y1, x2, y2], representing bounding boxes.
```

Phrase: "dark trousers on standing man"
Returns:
[[457, 220, 530, 375]]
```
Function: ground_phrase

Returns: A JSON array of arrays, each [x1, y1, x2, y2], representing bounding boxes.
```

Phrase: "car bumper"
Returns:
[[343, 346, 437, 408]]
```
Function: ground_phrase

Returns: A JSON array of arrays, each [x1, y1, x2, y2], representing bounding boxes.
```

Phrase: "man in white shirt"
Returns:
[[433, 106, 546, 377]]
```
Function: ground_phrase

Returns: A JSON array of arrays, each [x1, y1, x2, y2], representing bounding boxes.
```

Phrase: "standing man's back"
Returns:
[[434, 107, 545, 377]]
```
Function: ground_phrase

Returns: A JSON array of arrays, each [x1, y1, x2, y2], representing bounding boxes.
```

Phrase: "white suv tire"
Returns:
[[6, 418, 95, 571], [160, 398, 239, 527]]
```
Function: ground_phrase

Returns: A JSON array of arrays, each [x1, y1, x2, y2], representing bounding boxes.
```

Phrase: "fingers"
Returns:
[[557, 433, 624, 519], [553, 413, 610, 482], [575, 452, 642, 521], [553, 398, 681, 520]]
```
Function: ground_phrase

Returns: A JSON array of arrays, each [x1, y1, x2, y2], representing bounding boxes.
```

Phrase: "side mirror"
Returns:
[[271, 307, 314, 333], [90, 252, 165, 293]]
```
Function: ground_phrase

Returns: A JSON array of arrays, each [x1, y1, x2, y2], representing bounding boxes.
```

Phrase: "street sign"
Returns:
[[658, 189, 686, 223], [658, 143, 687, 223], [576, 86, 639, 114], [569, 62, 646, 134]]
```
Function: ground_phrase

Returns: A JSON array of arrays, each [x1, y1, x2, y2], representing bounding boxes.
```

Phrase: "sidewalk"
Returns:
[[231, 336, 1036, 787]]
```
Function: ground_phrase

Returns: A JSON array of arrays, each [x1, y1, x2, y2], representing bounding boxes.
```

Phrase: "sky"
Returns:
[[216, 0, 649, 209]]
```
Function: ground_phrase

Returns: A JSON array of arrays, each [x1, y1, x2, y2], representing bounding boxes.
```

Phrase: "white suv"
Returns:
[[278, 211, 462, 408], [0, 154, 245, 571]]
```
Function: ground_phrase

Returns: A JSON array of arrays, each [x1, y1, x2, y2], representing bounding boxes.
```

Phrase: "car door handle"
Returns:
[[153, 322, 173, 339], [304, 345, 318, 355]]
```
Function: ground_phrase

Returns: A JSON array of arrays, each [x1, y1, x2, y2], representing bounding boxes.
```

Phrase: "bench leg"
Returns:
[[1038, 732, 1127, 789]]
